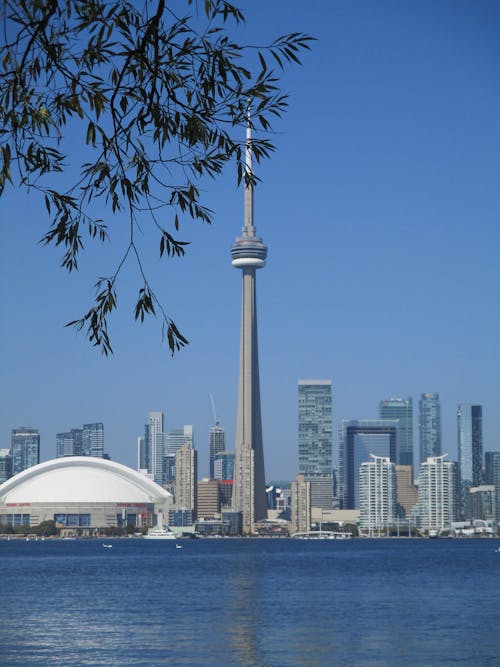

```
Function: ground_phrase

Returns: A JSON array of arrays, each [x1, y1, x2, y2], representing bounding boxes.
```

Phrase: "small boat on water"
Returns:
[[175, 544, 182, 549], [102, 543, 113, 548]]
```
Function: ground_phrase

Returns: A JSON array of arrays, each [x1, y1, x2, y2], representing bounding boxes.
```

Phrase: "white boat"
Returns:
[[102, 543, 113, 548], [144, 526, 177, 540], [144, 511, 180, 540]]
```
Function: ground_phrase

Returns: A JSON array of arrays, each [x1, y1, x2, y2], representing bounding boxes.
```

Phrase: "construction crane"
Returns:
[[210, 394, 220, 427]]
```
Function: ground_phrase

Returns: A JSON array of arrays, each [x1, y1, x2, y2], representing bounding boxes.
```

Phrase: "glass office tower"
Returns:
[[379, 397, 413, 466], [419, 393, 441, 463], [298, 380, 333, 509]]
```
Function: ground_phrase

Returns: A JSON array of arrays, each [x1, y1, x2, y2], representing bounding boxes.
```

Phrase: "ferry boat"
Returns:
[[144, 526, 178, 540], [144, 511, 180, 540]]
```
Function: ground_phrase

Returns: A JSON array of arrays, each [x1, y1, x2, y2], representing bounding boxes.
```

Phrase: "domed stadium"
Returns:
[[0, 457, 172, 533]]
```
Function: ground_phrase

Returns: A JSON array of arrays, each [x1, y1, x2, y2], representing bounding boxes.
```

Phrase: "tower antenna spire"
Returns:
[[243, 102, 254, 237]]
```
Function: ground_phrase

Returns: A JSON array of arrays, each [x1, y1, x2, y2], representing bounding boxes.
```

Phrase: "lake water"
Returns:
[[1, 538, 499, 666]]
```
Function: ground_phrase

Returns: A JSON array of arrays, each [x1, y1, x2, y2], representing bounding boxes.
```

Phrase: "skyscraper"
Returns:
[[417, 455, 459, 532], [175, 442, 197, 517], [56, 429, 83, 457], [11, 427, 40, 476], [231, 120, 267, 534], [339, 419, 398, 509], [359, 455, 397, 535], [148, 412, 165, 486], [379, 397, 413, 466], [209, 425, 225, 478], [298, 380, 333, 509], [83, 422, 104, 458], [457, 404, 483, 487], [419, 393, 441, 463]]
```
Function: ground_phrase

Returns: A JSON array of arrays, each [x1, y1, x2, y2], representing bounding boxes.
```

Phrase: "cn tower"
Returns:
[[231, 119, 267, 534]]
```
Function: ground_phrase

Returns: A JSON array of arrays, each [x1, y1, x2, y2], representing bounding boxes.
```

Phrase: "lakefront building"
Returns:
[[359, 455, 397, 535], [417, 455, 459, 532], [298, 380, 333, 510], [231, 120, 268, 534]]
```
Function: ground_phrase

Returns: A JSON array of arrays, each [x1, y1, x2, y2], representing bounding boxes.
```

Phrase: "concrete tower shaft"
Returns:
[[231, 118, 267, 532]]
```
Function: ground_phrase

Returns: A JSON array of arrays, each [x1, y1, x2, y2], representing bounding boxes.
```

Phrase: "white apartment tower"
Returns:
[[417, 455, 458, 532], [359, 455, 397, 535]]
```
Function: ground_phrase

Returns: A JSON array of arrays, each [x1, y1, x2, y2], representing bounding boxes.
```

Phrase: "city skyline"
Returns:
[[1, 1, 498, 480]]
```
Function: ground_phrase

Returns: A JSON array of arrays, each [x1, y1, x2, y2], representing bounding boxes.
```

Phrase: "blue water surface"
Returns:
[[1, 538, 499, 666]]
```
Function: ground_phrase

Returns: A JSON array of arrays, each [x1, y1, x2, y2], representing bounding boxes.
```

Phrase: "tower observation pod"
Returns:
[[231, 117, 268, 534]]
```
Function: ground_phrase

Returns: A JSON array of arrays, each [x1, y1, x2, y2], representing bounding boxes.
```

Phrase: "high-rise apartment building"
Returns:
[[83, 423, 104, 458], [162, 425, 193, 487], [209, 426, 225, 478], [290, 474, 311, 535], [175, 442, 197, 516], [379, 397, 413, 466], [11, 427, 40, 476], [196, 478, 220, 519], [457, 404, 483, 487], [339, 419, 398, 509], [484, 451, 500, 522], [56, 429, 83, 458], [359, 455, 397, 535], [298, 380, 333, 510], [0, 449, 12, 483], [417, 455, 459, 532], [231, 120, 268, 534], [148, 412, 165, 486], [419, 393, 441, 463]]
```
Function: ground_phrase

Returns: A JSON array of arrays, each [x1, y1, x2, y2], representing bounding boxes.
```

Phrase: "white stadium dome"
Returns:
[[0, 457, 171, 504], [0, 457, 172, 530]]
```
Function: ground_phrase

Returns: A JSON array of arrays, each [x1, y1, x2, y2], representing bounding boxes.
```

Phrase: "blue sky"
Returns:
[[1, 0, 498, 480]]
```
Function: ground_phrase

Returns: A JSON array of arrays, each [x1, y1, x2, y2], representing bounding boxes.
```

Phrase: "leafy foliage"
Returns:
[[0, 0, 312, 354]]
